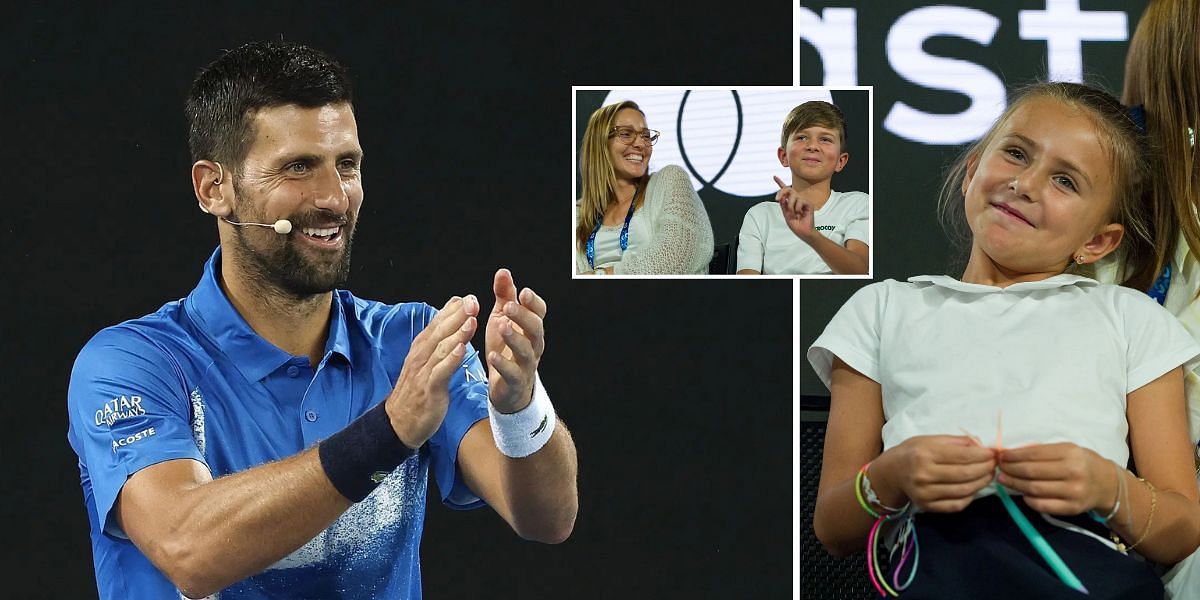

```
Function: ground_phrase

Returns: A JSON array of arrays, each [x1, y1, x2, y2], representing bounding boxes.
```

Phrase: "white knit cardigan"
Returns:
[[575, 164, 715, 275]]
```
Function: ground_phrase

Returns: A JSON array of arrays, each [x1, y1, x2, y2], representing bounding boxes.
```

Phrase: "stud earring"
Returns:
[[1075, 255, 1086, 265]]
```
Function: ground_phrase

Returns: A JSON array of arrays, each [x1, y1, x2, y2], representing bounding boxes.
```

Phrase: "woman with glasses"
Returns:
[[575, 100, 714, 274]]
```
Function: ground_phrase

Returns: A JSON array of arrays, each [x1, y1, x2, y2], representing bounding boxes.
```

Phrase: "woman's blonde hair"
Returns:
[[936, 82, 1157, 288], [1123, 0, 1200, 291], [577, 100, 651, 251]]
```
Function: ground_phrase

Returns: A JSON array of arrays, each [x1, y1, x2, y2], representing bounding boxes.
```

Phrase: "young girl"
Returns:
[[808, 82, 1200, 599]]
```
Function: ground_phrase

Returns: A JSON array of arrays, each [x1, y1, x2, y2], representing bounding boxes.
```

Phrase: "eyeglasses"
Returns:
[[609, 126, 661, 146]]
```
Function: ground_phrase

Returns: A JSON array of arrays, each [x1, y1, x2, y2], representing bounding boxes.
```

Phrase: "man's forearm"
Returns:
[[121, 449, 351, 598], [802, 234, 867, 274], [497, 423, 578, 543]]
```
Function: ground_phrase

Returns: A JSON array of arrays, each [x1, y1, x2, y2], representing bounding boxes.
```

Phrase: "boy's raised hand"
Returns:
[[775, 175, 816, 241]]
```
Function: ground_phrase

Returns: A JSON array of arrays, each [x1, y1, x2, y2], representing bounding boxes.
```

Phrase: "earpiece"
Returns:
[[222, 218, 293, 234]]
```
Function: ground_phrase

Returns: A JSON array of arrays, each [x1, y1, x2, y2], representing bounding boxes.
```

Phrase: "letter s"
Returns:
[[797, 6, 857, 85], [883, 6, 1004, 145]]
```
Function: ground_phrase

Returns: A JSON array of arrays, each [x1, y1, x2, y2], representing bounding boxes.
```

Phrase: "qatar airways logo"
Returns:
[[798, 0, 1129, 145], [95, 394, 146, 427], [600, 89, 845, 198]]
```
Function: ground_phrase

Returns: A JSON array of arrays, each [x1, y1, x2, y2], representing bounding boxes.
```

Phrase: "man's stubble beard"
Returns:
[[227, 180, 355, 301]]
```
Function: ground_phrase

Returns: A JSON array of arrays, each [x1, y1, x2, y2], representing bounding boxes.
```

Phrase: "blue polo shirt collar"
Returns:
[[328, 290, 353, 367], [184, 247, 354, 383]]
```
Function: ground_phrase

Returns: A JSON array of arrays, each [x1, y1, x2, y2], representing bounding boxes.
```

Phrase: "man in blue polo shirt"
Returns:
[[66, 41, 578, 599]]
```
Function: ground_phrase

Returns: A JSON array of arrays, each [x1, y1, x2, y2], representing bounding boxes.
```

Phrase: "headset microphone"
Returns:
[[222, 218, 293, 234]]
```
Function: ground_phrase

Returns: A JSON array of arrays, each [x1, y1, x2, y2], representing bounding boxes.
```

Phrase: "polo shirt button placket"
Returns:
[[305, 409, 318, 422]]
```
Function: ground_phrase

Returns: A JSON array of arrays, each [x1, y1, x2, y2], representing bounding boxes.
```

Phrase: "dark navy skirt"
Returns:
[[891, 496, 1163, 599]]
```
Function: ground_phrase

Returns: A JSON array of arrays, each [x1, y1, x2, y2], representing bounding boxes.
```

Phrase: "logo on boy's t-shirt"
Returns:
[[815, 225, 835, 231]]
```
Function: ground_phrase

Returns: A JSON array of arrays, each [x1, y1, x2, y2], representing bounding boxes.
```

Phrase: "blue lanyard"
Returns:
[[1147, 262, 1172, 306], [585, 190, 637, 270]]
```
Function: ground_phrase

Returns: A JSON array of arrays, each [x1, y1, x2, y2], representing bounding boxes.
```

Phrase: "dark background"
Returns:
[[797, 0, 1146, 395], [574, 89, 871, 254], [1, 3, 792, 598]]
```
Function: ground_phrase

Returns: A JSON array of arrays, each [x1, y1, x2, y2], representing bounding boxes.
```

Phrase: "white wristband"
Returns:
[[488, 372, 556, 458]]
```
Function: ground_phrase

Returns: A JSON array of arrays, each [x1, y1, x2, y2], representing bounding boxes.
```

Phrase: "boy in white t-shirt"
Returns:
[[736, 101, 869, 275]]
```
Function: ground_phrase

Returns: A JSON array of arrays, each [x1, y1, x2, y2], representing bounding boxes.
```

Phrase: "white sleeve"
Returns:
[[611, 165, 715, 275], [843, 192, 870, 246], [736, 204, 767, 272], [1121, 289, 1200, 393], [806, 282, 888, 389]]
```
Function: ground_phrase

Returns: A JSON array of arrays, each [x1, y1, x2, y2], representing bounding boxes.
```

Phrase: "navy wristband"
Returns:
[[317, 402, 415, 502]]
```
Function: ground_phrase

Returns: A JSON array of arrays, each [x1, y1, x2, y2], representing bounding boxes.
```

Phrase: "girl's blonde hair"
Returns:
[[936, 82, 1157, 288], [1123, 0, 1200, 291], [576, 101, 651, 251]]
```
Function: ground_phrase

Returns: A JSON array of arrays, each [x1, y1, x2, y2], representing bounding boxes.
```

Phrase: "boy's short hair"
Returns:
[[781, 101, 847, 151]]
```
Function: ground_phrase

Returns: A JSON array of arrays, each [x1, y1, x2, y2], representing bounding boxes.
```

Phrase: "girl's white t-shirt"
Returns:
[[808, 274, 1200, 472]]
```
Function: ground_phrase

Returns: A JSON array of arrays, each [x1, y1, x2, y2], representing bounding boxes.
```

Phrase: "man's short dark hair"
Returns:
[[185, 40, 353, 173]]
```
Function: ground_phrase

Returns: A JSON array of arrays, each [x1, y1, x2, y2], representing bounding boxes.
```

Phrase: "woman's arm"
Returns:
[[814, 358, 997, 555], [610, 166, 714, 274]]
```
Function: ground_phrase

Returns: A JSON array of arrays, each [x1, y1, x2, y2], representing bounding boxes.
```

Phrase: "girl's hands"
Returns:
[[997, 442, 1116, 516], [874, 435, 998, 513]]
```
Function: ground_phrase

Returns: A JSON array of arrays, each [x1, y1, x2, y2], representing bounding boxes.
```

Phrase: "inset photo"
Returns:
[[572, 87, 872, 278]]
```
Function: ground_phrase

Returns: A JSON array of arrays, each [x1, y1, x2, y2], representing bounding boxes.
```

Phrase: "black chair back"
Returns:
[[709, 242, 731, 274]]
